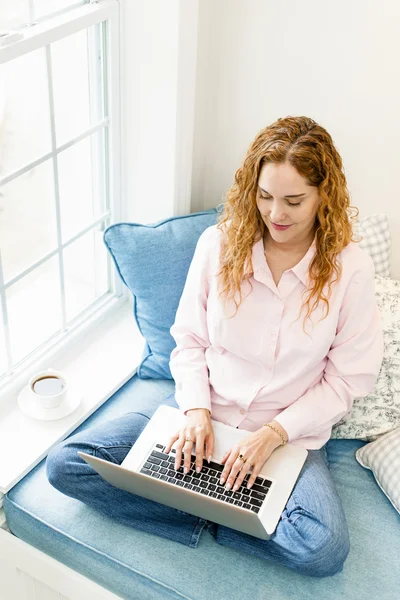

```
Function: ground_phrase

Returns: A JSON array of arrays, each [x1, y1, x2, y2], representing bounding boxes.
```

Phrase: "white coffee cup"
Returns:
[[28, 369, 68, 409]]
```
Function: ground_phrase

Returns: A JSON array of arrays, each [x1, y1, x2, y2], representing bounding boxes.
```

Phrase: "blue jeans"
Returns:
[[46, 410, 350, 578]]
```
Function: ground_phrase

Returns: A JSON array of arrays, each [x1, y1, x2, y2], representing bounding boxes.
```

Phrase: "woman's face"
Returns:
[[256, 162, 321, 248]]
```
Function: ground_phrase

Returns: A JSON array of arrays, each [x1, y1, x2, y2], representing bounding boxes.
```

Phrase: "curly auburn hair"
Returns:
[[216, 115, 360, 329]]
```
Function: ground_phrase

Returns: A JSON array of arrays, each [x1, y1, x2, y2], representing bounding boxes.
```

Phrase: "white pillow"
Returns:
[[355, 213, 391, 277], [355, 427, 400, 515], [331, 275, 400, 441]]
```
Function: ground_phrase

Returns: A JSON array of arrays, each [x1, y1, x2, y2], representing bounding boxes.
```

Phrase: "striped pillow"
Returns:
[[355, 427, 400, 515]]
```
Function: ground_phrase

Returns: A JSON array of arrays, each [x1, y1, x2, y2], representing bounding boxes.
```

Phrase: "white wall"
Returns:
[[120, 0, 198, 224], [191, 0, 400, 279]]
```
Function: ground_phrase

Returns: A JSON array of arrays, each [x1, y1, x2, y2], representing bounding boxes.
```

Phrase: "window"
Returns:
[[0, 0, 123, 389]]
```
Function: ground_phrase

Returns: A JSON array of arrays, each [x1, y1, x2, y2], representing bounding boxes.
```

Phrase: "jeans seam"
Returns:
[[93, 445, 133, 461], [188, 518, 207, 548]]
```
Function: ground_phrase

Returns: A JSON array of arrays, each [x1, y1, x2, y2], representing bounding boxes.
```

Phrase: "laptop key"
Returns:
[[255, 476, 264, 486], [160, 475, 169, 481], [168, 477, 176, 484], [199, 481, 208, 489], [143, 462, 152, 469], [209, 491, 218, 498], [151, 472, 161, 479], [151, 451, 169, 460], [200, 474, 210, 482], [192, 472, 201, 479], [251, 490, 266, 501], [209, 477, 218, 485], [226, 498, 234, 504], [208, 484, 216, 492], [243, 503, 252, 510], [155, 444, 164, 450], [161, 460, 170, 468], [159, 467, 168, 474], [249, 498, 262, 508], [151, 465, 160, 472], [175, 473, 184, 480], [241, 488, 251, 496], [168, 456, 175, 463], [216, 486, 225, 495], [208, 461, 224, 472], [184, 483, 193, 490], [176, 480, 184, 487], [234, 500, 243, 507], [167, 470, 175, 477], [251, 483, 269, 494], [209, 470, 218, 478], [251, 506, 260, 513], [225, 490, 233, 497], [141, 468, 152, 476], [233, 492, 241, 500], [147, 456, 162, 465], [200, 489, 209, 495]]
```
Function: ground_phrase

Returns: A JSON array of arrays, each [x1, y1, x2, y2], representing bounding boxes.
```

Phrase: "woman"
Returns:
[[47, 116, 383, 578]]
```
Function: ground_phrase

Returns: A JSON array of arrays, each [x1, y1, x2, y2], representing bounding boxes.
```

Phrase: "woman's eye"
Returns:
[[260, 195, 301, 207]]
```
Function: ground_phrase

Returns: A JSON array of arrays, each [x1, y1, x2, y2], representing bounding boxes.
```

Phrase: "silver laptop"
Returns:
[[78, 404, 308, 540]]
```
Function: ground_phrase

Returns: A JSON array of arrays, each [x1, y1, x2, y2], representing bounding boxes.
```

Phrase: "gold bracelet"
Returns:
[[263, 423, 287, 446]]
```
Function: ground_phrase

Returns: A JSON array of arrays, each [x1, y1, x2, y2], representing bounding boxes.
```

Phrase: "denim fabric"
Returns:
[[103, 209, 219, 380], [46, 407, 350, 578]]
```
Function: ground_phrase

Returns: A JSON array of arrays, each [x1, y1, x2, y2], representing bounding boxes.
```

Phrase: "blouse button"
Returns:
[[239, 409, 246, 415]]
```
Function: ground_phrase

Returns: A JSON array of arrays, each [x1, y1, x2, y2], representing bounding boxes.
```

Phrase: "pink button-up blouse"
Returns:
[[169, 224, 384, 449]]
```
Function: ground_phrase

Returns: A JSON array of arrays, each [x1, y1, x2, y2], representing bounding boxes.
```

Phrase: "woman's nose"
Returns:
[[269, 203, 287, 223]]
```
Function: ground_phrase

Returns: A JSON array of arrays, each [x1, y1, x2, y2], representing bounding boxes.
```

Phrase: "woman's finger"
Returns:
[[223, 452, 248, 490], [183, 431, 195, 473], [232, 460, 253, 491], [220, 449, 231, 464], [173, 429, 187, 470], [245, 464, 260, 489], [220, 449, 239, 485], [194, 431, 206, 472], [164, 430, 180, 454], [205, 431, 215, 463]]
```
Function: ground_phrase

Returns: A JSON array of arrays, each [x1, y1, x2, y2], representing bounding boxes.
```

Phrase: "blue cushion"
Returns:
[[4, 376, 400, 600], [103, 209, 218, 379]]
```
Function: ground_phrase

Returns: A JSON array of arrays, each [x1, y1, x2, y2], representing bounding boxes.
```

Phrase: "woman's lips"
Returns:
[[271, 222, 292, 231]]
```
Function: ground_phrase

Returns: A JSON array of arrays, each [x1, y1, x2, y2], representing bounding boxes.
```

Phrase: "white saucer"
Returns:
[[17, 384, 82, 421]]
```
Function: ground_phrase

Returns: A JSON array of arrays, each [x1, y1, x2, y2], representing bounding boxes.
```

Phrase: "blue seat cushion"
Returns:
[[4, 377, 400, 600], [103, 209, 218, 379]]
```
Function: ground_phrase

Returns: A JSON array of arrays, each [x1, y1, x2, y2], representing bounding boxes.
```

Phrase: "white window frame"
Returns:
[[0, 0, 200, 500], [0, 0, 126, 396]]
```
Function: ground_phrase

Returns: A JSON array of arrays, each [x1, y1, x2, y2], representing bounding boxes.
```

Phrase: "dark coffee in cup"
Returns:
[[32, 375, 66, 397]]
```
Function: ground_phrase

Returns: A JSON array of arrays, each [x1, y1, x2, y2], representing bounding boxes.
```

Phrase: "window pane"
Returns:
[[0, 162, 57, 284], [7, 257, 61, 364], [0, 1, 30, 30], [51, 26, 105, 146], [0, 48, 51, 176], [58, 130, 106, 241], [34, 1, 87, 21], [63, 227, 109, 322]]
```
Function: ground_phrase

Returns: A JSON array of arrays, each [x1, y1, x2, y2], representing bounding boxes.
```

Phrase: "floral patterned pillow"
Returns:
[[331, 275, 400, 442]]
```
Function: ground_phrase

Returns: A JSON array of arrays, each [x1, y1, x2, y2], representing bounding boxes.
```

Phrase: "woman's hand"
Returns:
[[219, 426, 283, 491], [164, 408, 214, 474]]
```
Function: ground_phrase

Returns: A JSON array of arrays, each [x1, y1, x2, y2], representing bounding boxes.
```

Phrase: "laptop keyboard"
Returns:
[[139, 444, 273, 514]]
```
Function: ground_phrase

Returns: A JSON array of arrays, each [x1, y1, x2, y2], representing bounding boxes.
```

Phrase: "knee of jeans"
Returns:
[[46, 440, 81, 493], [291, 514, 350, 578]]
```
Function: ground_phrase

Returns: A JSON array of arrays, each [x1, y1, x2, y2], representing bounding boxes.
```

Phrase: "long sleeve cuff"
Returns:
[[174, 378, 212, 416]]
